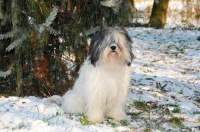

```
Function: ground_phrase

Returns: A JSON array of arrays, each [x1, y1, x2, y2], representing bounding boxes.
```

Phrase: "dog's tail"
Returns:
[[48, 95, 62, 106]]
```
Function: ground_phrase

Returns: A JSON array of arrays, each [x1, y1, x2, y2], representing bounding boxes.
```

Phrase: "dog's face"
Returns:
[[89, 27, 134, 67]]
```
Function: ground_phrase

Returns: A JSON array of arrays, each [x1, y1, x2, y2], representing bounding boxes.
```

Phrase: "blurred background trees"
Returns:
[[134, 0, 200, 29], [149, 0, 169, 28], [0, 0, 134, 97]]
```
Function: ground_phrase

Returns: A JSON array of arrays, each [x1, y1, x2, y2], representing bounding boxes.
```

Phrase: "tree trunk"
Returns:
[[16, 57, 23, 96], [149, 0, 169, 28]]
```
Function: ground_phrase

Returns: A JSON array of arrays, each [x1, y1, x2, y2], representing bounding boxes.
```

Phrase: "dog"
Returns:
[[49, 27, 134, 123]]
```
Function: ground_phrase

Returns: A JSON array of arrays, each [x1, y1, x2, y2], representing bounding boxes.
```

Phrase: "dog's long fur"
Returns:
[[49, 27, 134, 123]]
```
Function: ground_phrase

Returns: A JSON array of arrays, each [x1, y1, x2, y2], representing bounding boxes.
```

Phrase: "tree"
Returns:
[[149, 0, 169, 28], [0, 0, 134, 97]]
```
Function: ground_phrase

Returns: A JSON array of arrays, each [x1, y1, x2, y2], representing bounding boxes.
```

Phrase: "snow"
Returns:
[[168, 1, 184, 10], [1, 27, 200, 131], [134, 1, 153, 11]]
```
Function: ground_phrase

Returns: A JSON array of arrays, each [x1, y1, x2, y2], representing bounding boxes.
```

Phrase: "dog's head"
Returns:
[[88, 27, 134, 67]]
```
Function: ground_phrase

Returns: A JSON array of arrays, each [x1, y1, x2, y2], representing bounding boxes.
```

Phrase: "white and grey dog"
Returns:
[[49, 27, 134, 123]]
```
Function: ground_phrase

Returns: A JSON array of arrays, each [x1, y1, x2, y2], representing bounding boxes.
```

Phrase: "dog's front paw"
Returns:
[[87, 114, 104, 123], [107, 110, 128, 121]]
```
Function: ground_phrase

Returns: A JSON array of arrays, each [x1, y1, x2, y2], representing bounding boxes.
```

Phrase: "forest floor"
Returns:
[[0, 27, 200, 132]]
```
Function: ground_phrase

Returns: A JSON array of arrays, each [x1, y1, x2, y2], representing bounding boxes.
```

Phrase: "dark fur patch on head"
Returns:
[[88, 28, 109, 66]]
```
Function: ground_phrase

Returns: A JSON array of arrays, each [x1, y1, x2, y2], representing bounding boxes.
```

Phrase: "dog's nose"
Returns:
[[110, 46, 116, 51]]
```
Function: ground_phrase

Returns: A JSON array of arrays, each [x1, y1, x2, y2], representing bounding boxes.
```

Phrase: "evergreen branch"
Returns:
[[100, 0, 122, 13], [0, 30, 19, 40], [38, 24, 45, 33], [1, 14, 8, 26], [29, 17, 41, 32], [85, 26, 100, 36], [44, 26, 58, 36], [0, 69, 11, 78], [100, 0, 122, 7], [37, 6, 58, 34], [43, 6, 58, 27], [6, 35, 27, 52]]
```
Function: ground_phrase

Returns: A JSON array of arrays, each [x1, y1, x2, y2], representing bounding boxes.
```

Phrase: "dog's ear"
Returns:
[[125, 50, 134, 66], [127, 44, 134, 66], [119, 29, 134, 66], [88, 29, 105, 66], [88, 40, 100, 67]]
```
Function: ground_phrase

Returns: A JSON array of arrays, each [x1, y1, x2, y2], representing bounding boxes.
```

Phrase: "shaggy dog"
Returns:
[[49, 27, 134, 123]]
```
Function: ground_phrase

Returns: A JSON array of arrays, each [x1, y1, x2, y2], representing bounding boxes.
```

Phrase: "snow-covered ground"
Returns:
[[0, 27, 200, 131]]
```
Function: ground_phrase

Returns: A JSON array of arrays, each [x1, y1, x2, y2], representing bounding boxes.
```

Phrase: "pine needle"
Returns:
[[0, 30, 19, 40], [6, 34, 27, 52], [0, 69, 11, 78], [43, 6, 58, 27], [45, 26, 58, 36]]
